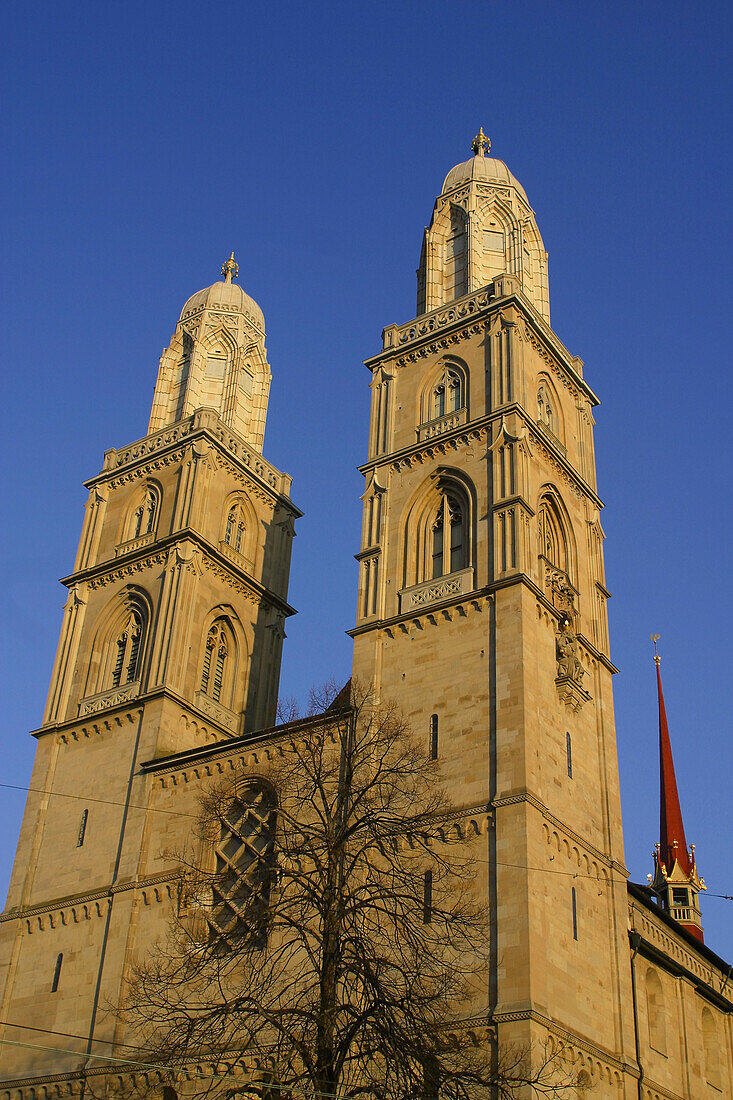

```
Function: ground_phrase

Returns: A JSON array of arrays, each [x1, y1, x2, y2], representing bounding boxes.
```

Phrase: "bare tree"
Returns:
[[122, 683, 577, 1100]]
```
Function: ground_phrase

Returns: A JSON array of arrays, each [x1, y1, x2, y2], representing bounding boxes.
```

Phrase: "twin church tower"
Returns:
[[1, 135, 729, 1099]]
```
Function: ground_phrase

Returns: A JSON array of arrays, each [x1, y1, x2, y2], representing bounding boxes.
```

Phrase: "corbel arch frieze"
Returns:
[[522, 324, 580, 401], [87, 551, 169, 592], [107, 446, 189, 490], [389, 425, 487, 473], [57, 709, 141, 745], [212, 451, 278, 509]]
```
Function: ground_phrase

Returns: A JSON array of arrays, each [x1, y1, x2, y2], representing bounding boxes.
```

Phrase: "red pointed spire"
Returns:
[[655, 647, 691, 877], [650, 637, 705, 942]]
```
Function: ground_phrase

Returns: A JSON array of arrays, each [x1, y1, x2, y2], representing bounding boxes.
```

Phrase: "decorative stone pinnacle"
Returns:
[[471, 127, 491, 157], [221, 251, 239, 284], [651, 632, 661, 665]]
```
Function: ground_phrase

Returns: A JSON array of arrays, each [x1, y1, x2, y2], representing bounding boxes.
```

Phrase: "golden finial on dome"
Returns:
[[471, 127, 491, 157], [221, 252, 239, 284]]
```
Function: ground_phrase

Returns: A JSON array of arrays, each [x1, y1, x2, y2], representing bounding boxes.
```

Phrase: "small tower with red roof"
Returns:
[[650, 636, 706, 941]]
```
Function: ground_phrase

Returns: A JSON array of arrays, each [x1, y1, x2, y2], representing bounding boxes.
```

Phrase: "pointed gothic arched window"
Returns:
[[537, 494, 570, 578], [224, 502, 247, 555], [425, 364, 466, 424], [124, 484, 160, 544], [208, 780, 278, 953], [111, 610, 143, 688], [199, 618, 238, 709], [431, 491, 466, 579]]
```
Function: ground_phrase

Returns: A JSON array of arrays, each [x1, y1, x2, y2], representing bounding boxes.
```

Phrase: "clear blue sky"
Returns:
[[1, 2, 731, 958]]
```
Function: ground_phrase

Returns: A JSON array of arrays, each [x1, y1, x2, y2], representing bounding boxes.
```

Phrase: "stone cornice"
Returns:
[[491, 1006, 629, 1079], [366, 280, 597, 406], [348, 572, 618, 676], [358, 404, 604, 511], [84, 409, 300, 513], [0, 870, 179, 926], [59, 529, 296, 618], [32, 684, 243, 744], [493, 787, 627, 878]]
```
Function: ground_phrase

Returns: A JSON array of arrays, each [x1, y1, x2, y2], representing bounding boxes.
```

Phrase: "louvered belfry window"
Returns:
[[111, 611, 143, 688], [208, 781, 278, 952], [201, 621, 229, 702]]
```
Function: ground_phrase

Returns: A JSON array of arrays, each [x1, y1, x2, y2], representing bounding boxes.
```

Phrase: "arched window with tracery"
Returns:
[[200, 620, 232, 704], [124, 484, 159, 544], [111, 609, 143, 687], [432, 368, 462, 420], [537, 493, 572, 581], [645, 968, 667, 1054], [224, 502, 247, 555], [422, 363, 466, 426], [208, 780, 278, 952], [431, 490, 467, 579]]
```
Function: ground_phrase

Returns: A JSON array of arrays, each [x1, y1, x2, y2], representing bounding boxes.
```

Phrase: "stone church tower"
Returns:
[[351, 128, 638, 1085], [0, 256, 300, 1077]]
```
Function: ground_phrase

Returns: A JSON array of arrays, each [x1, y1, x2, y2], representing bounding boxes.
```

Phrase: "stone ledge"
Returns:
[[399, 567, 474, 613], [78, 680, 141, 717]]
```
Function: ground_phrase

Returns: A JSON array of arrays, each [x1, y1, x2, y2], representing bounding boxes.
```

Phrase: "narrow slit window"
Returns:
[[423, 870, 433, 924], [51, 952, 63, 993], [571, 887, 578, 940], [429, 714, 438, 760], [566, 732, 573, 778], [77, 809, 88, 847]]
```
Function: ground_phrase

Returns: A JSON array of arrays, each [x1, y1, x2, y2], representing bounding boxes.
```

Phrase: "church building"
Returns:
[[0, 134, 730, 1099]]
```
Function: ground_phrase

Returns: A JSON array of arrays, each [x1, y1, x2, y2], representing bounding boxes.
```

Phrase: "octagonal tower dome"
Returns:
[[417, 130, 550, 322], [148, 253, 272, 451]]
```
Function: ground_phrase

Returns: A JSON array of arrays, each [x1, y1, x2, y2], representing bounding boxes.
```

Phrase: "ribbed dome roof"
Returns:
[[441, 154, 527, 201], [179, 278, 265, 332]]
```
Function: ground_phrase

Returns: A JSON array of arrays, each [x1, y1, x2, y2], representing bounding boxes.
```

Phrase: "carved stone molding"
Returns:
[[115, 531, 154, 557], [555, 675, 591, 712], [194, 691, 240, 734], [417, 407, 468, 442], [218, 540, 254, 573], [390, 426, 487, 473], [78, 680, 141, 717], [399, 567, 474, 613], [87, 551, 168, 590]]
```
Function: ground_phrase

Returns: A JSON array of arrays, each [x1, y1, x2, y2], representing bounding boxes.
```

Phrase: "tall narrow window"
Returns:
[[566, 732, 573, 778], [423, 870, 433, 924], [77, 809, 88, 847], [430, 492, 467, 579], [51, 953, 63, 993], [111, 611, 143, 688], [200, 620, 232, 704], [131, 486, 158, 539], [224, 502, 246, 555], [429, 714, 438, 760], [571, 887, 578, 940], [429, 366, 464, 422]]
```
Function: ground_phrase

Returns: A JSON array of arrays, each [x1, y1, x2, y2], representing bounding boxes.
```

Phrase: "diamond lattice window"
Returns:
[[208, 781, 278, 952]]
